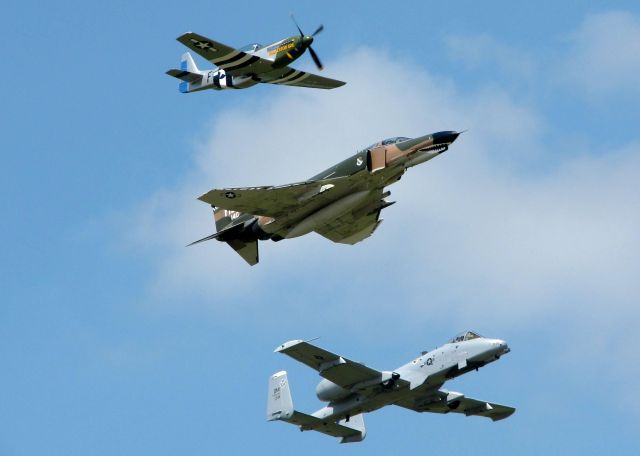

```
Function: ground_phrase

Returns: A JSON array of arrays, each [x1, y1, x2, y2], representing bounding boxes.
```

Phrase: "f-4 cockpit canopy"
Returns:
[[239, 43, 263, 52], [363, 137, 411, 151], [382, 136, 411, 145], [449, 331, 482, 344]]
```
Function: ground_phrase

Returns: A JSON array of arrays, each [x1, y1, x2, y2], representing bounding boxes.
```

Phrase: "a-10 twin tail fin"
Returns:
[[266, 371, 366, 443]]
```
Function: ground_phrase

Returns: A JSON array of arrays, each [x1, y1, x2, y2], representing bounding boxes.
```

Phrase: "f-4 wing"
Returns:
[[314, 189, 392, 244], [275, 340, 386, 390], [197, 176, 355, 219], [396, 389, 515, 421]]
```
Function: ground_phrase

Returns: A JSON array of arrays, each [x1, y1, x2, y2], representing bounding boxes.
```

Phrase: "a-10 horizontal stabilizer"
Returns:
[[287, 411, 366, 443], [267, 371, 366, 443]]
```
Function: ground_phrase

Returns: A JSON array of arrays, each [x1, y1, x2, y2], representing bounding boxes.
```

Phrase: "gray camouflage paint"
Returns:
[[268, 331, 513, 443]]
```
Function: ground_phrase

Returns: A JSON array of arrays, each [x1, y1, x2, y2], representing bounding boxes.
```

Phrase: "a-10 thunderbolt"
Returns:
[[267, 331, 514, 443], [166, 17, 345, 92], [189, 131, 461, 265]]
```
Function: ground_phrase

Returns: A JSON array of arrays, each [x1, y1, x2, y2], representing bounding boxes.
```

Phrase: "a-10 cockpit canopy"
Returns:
[[449, 331, 482, 343], [239, 43, 263, 52]]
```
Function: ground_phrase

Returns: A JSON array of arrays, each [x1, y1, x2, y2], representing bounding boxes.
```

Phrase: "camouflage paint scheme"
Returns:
[[267, 331, 514, 443], [166, 32, 345, 91], [189, 131, 461, 265]]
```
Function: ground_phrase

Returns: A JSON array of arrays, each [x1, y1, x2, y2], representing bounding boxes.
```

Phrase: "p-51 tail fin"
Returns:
[[181, 51, 199, 73], [166, 52, 204, 93], [266, 371, 366, 443]]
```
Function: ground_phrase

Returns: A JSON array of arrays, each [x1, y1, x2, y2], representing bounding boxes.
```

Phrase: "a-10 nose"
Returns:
[[432, 131, 460, 145], [495, 339, 510, 354]]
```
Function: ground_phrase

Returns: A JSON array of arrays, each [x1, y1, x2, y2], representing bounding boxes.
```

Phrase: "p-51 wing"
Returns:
[[258, 66, 345, 89], [275, 340, 387, 390], [396, 389, 515, 421], [177, 33, 345, 89], [177, 32, 274, 76]]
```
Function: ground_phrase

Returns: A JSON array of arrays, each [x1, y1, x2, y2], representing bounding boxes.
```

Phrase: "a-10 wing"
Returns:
[[275, 340, 384, 390], [395, 389, 515, 421]]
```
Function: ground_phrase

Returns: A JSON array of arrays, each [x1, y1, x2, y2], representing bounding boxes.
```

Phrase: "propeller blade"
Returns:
[[290, 14, 304, 36], [311, 24, 324, 36], [308, 46, 323, 71]]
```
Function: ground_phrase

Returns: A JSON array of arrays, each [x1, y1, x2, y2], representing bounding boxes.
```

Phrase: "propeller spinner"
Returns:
[[291, 14, 325, 70]]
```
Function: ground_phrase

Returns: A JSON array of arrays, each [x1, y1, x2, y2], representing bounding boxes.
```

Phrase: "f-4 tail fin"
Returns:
[[187, 208, 260, 266], [214, 208, 259, 265], [267, 371, 366, 443]]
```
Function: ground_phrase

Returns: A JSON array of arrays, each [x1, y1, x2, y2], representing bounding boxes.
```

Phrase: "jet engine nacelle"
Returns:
[[316, 378, 351, 402]]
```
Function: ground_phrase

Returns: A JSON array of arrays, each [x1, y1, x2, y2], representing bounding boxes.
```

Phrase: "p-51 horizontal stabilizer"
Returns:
[[166, 68, 202, 83]]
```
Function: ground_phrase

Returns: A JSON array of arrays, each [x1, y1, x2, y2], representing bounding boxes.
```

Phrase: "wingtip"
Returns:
[[274, 339, 305, 352]]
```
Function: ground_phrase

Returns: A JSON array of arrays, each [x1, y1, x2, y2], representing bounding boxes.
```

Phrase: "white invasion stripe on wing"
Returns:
[[278, 73, 311, 85], [268, 70, 304, 84], [217, 53, 254, 70], [211, 50, 241, 64]]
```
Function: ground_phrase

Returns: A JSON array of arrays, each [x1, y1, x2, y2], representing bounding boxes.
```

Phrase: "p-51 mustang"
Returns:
[[166, 18, 345, 92], [267, 331, 514, 443], [189, 131, 461, 265]]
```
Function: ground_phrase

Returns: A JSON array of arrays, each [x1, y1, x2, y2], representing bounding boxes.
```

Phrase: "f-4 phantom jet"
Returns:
[[166, 18, 345, 92], [267, 331, 514, 443], [190, 131, 461, 265]]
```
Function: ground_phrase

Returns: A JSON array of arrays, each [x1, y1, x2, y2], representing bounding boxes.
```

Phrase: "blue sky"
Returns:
[[2, 1, 639, 454]]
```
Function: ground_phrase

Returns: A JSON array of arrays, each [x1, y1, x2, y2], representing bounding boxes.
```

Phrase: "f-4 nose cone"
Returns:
[[432, 131, 460, 145]]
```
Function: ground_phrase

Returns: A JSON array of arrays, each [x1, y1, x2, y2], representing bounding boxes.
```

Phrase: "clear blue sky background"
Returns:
[[2, 1, 639, 454]]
